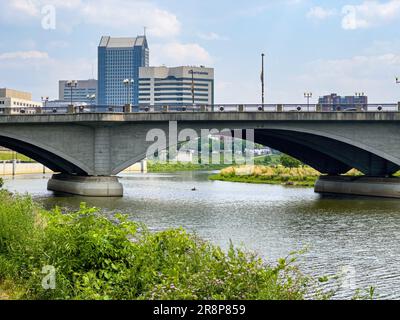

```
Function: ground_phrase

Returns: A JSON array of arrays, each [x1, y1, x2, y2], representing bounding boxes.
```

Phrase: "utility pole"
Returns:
[[261, 53, 265, 105]]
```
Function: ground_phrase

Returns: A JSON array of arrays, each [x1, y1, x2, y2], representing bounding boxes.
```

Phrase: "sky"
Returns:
[[0, 0, 400, 103]]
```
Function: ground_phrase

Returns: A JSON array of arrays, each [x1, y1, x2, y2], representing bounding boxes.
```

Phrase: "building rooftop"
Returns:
[[99, 36, 148, 48], [0, 88, 32, 100]]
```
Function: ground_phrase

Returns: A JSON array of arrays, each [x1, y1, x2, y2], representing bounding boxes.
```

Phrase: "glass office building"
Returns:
[[98, 36, 149, 106]]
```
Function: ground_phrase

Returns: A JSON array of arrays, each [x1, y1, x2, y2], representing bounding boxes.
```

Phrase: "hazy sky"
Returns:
[[1, 0, 400, 103]]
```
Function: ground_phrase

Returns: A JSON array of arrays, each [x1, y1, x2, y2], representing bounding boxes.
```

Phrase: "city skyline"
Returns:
[[0, 0, 400, 103]]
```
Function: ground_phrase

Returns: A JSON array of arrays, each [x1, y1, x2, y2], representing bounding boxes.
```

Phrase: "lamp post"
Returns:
[[261, 53, 265, 106], [86, 94, 96, 105], [396, 78, 400, 111], [65, 80, 77, 106], [355, 92, 365, 111], [41, 96, 49, 107], [123, 79, 134, 112], [123, 79, 134, 106], [304, 92, 312, 111]]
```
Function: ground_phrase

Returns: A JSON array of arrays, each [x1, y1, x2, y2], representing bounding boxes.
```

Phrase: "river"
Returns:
[[3, 171, 400, 300]]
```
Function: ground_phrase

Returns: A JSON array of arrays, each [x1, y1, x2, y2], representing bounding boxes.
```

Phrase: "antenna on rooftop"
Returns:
[[144, 26, 147, 37]]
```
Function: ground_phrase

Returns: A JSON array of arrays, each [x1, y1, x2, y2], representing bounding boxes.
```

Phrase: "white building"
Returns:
[[138, 66, 214, 106], [0, 88, 42, 114]]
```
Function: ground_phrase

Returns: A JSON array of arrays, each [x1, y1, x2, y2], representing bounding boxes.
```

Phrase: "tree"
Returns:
[[280, 154, 302, 168]]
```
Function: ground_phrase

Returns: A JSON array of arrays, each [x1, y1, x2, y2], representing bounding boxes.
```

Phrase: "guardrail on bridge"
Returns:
[[0, 103, 399, 115]]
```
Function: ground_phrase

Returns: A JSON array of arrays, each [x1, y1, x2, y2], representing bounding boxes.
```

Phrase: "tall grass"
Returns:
[[211, 165, 321, 187]]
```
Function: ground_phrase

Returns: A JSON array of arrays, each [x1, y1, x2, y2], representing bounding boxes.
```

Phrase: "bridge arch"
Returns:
[[254, 128, 400, 176], [0, 133, 91, 176], [110, 125, 400, 177]]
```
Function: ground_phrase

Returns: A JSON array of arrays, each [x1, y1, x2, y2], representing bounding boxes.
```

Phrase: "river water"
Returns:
[[4, 171, 400, 300]]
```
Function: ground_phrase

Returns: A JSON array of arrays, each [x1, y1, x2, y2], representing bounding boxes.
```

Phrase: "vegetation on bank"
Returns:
[[148, 161, 229, 173], [0, 151, 32, 162], [0, 190, 335, 300], [209, 154, 370, 187], [210, 165, 321, 187], [147, 154, 282, 173]]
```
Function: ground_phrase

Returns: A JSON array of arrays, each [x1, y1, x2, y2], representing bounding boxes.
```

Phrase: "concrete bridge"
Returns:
[[1, 107, 400, 198]]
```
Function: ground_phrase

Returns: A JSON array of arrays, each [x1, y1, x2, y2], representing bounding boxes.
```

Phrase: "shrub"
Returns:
[[0, 191, 319, 300], [0, 178, 3, 188]]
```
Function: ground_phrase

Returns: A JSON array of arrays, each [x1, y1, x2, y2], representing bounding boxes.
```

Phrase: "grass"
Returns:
[[0, 190, 344, 300], [0, 151, 32, 162], [148, 161, 232, 173]]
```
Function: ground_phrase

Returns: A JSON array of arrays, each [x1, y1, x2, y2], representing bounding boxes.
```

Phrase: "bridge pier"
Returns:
[[47, 174, 123, 197], [315, 176, 400, 198]]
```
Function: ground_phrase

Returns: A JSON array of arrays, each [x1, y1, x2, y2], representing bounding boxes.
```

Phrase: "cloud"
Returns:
[[293, 53, 400, 102], [307, 7, 337, 20], [152, 42, 213, 66], [198, 32, 228, 41], [8, 0, 40, 17], [0, 49, 94, 100], [342, 0, 400, 30], [0, 0, 181, 38], [79, 0, 181, 37], [0, 50, 49, 60]]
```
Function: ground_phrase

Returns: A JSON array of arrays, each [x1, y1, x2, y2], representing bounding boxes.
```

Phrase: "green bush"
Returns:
[[0, 178, 3, 188], [0, 191, 322, 300], [280, 155, 303, 168]]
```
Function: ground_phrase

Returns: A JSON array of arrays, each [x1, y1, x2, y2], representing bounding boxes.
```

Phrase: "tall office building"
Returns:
[[138, 66, 214, 106], [59, 79, 97, 104], [98, 36, 149, 106]]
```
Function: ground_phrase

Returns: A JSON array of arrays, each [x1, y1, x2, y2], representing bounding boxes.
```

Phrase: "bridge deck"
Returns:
[[1, 112, 400, 124]]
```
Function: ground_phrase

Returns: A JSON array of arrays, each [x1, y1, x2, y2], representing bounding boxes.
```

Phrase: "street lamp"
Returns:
[[41, 96, 49, 108], [65, 80, 77, 106], [355, 92, 365, 110], [304, 92, 312, 111], [86, 94, 96, 105], [123, 79, 134, 107]]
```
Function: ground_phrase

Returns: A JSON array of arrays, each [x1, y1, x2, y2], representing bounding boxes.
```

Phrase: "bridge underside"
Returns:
[[0, 135, 88, 176], [254, 129, 400, 176], [2, 119, 400, 197]]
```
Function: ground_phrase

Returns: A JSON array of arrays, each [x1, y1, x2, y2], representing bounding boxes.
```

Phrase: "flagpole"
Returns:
[[261, 53, 265, 106]]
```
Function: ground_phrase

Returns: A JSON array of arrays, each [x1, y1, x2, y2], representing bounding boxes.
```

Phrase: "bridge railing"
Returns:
[[0, 103, 399, 115]]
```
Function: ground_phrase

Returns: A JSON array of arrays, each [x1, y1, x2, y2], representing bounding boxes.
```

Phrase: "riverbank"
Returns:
[[147, 155, 280, 173], [210, 165, 321, 187], [0, 189, 332, 300], [148, 161, 229, 173]]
